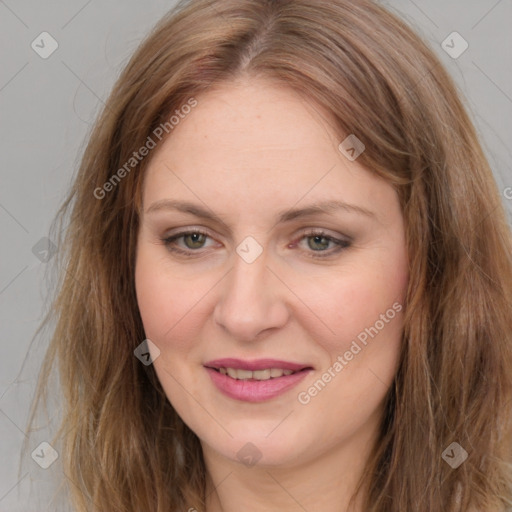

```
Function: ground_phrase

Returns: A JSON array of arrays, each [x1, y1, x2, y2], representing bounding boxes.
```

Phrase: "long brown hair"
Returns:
[[23, 0, 512, 510]]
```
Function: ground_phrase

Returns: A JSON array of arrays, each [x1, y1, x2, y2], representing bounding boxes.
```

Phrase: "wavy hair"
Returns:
[[24, 0, 512, 510]]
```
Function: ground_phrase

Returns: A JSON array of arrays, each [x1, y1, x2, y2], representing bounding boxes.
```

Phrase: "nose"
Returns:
[[213, 247, 290, 342]]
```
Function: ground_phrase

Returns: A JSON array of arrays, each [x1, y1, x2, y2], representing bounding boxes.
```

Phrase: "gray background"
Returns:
[[1, 0, 511, 510]]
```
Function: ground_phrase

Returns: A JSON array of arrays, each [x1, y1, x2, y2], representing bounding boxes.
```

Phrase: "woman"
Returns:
[[25, 0, 512, 510]]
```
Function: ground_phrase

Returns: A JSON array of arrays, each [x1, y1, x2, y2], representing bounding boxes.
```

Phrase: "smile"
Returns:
[[204, 358, 313, 402], [214, 367, 297, 380]]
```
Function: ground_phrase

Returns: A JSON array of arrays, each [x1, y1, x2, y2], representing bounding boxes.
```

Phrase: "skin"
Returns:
[[135, 76, 409, 512]]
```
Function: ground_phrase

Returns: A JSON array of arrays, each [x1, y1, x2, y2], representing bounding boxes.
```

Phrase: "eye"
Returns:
[[293, 230, 351, 259], [161, 229, 215, 256], [161, 228, 351, 258]]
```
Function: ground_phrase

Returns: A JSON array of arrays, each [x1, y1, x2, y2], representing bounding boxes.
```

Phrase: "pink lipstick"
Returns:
[[204, 358, 313, 402]]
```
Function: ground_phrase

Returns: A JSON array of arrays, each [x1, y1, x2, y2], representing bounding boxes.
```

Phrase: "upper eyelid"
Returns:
[[163, 227, 216, 242], [163, 227, 348, 243], [163, 228, 350, 249]]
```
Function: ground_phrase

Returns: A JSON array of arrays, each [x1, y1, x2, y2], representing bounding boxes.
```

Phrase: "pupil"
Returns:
[[310, 235, 328, 251], [187, 233, 204, 248]]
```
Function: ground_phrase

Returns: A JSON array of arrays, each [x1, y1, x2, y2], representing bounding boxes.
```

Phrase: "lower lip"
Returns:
[[205, 367, 312, 402]]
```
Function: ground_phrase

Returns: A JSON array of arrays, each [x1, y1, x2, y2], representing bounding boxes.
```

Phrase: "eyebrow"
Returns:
[[145, 199, 376, 228]]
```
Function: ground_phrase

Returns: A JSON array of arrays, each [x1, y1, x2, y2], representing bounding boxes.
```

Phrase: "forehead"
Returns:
[[171, 78, 338, 158], [141, 78, 397, 221]]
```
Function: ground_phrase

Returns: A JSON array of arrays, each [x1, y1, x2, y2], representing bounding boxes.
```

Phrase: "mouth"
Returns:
[[203, 358, 314, 402], [205, 366, 310, 381], [204, 358, 313, 379]]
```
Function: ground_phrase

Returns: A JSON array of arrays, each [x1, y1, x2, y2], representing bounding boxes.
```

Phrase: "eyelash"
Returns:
[[161, 229, 351, 259]]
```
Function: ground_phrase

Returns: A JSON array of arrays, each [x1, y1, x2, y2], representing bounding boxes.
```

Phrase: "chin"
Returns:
[[203, 431, 306, 469]]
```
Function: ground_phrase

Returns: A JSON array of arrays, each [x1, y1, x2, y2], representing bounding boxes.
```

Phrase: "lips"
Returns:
[[204, 358, 313, 402], [204, 358, 311, 372]]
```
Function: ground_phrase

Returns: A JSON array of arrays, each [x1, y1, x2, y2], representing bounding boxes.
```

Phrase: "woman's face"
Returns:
[[135, 78, 408, 469]]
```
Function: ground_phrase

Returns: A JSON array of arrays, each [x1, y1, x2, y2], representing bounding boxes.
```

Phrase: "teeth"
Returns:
[[236, 369, 253, 380], [226, 368, 238, 379], [253, 369, 271, 380], [218, 367, 297, 380]]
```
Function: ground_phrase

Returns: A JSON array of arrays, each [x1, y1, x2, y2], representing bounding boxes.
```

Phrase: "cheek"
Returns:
[[135, 248, 198, 351], [303, 254, 407, 357]]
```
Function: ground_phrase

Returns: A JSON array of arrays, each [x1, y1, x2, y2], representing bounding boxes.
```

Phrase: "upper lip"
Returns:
[[204, 358, 313, 372]]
